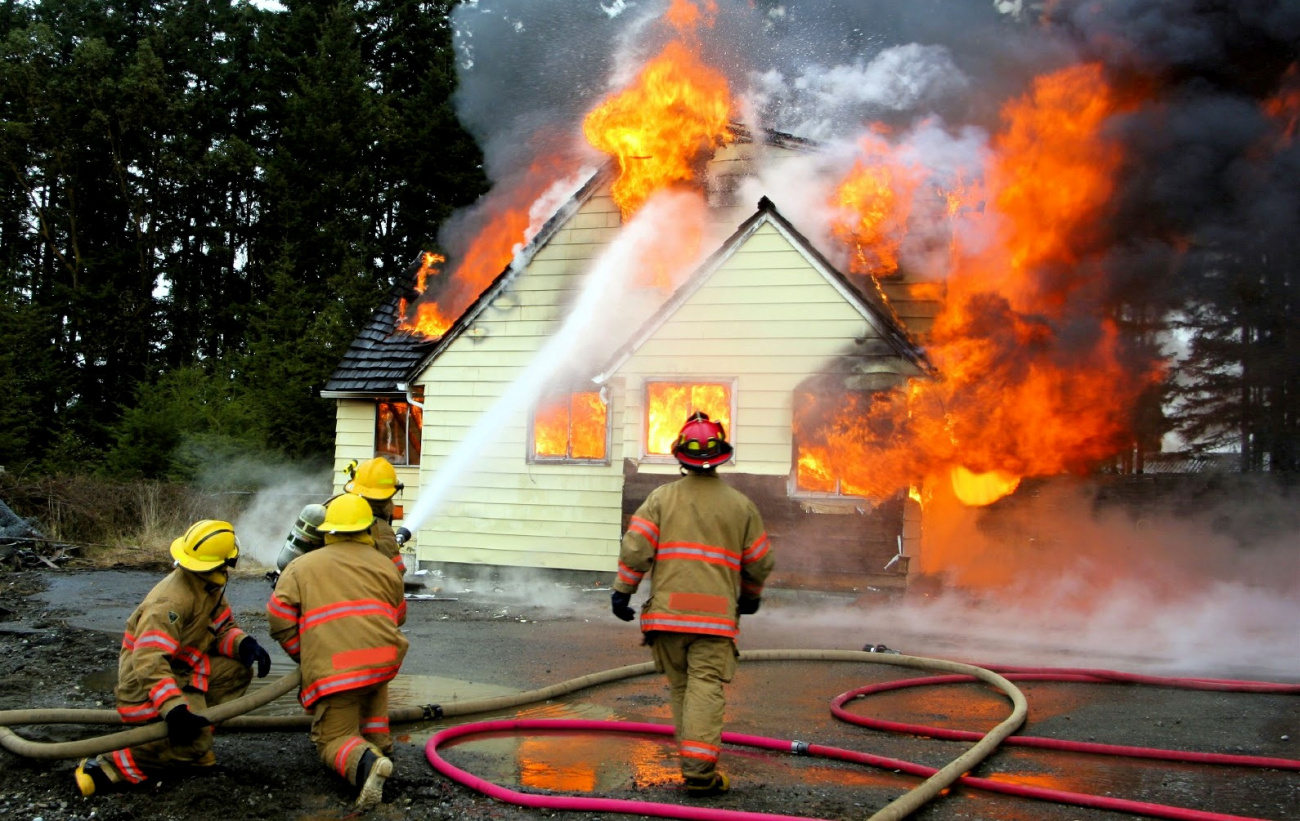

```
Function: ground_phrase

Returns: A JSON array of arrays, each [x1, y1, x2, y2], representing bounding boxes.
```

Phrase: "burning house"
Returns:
[[319, 0, 1298, 593], [323, 128, 939, 588]]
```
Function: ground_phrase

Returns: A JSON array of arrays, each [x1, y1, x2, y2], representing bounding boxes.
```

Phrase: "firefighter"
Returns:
[[266, 493, 409, 810], [340, 457, 408, 575], [610, 412, 775, 797], [73, 520, 273, 796]]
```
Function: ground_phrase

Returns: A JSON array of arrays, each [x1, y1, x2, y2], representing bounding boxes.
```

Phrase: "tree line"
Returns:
[[0, 0, 487, 482]]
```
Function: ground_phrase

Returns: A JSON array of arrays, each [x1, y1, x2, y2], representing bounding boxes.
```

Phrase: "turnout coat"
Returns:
[[114, 568, 251, 723], [614, 473, 774, 640], [267, 537, 409, 708]]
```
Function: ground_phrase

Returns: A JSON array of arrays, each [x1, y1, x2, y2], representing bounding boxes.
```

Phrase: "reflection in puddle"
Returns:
[[443, 721, 679, 793]]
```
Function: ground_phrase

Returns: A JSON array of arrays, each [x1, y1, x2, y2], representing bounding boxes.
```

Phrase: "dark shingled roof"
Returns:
[[322, 257, 436, 395]]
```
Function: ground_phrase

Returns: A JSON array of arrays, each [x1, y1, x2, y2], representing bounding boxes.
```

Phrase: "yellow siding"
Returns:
[[617, 221, 896, 477], [409, 192, 627, 571], [399, 177, 917, 572]]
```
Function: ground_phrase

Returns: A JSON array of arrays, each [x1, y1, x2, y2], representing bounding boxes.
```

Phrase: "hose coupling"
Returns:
[[791, 740, 811, 755], [421, 704, 444, 721]]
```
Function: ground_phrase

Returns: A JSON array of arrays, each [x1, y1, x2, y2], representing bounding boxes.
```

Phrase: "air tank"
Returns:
[[275, 503, 327, 571]]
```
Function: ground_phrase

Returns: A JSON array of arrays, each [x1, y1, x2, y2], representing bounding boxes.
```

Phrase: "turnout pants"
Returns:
[[310, 681, 391, 785], [98, 655, 253, 784], [649, 632, 738, 782]]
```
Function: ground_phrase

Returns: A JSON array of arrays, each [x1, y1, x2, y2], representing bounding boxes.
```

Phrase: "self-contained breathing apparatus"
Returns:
[[265, 458, 412, 587]]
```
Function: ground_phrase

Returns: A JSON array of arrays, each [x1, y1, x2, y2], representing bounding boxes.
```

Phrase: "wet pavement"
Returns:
[[24, 569, 1300, 820]]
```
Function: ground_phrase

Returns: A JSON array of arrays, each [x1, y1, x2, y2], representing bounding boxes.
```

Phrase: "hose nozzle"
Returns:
[[395, 527, 412, 546]]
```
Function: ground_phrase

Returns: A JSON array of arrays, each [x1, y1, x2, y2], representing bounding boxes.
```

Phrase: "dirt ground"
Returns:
[[1, 566, 1297, 821]]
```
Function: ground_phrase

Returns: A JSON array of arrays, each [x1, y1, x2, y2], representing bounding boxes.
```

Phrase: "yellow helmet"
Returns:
[[322, 493, 375, 535], [344, 457, 402, 500], [170, 520, 241, 573]]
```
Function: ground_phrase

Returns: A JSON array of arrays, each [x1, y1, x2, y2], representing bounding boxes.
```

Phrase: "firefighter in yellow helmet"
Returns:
[[338, 456, 408, 575], [611, 412, 775, 798], [267, 493, 409, 810], [73, 521, 273, 796]]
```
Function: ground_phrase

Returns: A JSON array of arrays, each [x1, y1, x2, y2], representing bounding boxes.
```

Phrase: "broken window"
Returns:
[[531, 391, 609, 463], [644, 381, 733, 457], [376, 397, 422, 466]]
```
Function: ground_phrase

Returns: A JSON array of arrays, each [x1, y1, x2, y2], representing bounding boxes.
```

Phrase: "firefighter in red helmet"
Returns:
[[610, 412, 775, 797]]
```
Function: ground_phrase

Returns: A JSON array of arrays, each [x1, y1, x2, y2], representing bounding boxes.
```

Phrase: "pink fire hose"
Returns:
[[425, 651, 1300, 821]]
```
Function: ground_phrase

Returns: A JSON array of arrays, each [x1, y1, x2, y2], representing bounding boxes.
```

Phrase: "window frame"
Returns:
[[527, 389, 612, 466], [640, 378, 738, 464]]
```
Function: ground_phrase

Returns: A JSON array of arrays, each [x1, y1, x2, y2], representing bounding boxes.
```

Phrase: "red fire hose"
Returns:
[[425, 656, 1300, 821]]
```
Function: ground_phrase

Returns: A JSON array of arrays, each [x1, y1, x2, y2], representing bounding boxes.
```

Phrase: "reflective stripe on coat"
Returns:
[[614, 473, 774, 640]]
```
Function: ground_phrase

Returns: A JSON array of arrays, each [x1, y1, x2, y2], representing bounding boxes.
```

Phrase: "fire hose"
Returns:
[[1, 651, 1296, 821]]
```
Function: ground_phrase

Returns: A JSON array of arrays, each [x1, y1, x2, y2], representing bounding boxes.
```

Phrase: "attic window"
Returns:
[[644, 381, 733, 458], [376, 397, 422, 466], [531, 391, 609, 463]]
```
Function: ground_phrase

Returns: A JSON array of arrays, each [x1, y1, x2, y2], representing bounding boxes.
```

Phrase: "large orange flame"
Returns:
[[830, 130, 923, 277], [397, 160, 565, 341], [800, 63, 1161, 507], [582, 1, 732, 219]]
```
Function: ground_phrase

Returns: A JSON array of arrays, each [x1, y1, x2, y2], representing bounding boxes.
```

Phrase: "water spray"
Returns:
[[398, 194, 699, 537]]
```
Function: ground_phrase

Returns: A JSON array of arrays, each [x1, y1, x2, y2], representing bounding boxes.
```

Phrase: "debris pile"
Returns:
[[0, 496, 74, 570]]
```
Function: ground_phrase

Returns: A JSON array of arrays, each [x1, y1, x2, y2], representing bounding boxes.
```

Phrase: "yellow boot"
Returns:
[[74, 758, 115, 797]]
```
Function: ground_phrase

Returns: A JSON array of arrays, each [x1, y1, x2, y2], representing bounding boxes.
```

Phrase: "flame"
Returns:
[[646, 382, 731, 455], [397, 161, 564, 341], [949, 465, 1021, 507], [803, 63, 1160, 507], [582, 1, 732, 220], [534, 391, 608, 460], [830, 131, 923, 277], [1263, 63, 1300, 145], [396, 252, 452, 338]]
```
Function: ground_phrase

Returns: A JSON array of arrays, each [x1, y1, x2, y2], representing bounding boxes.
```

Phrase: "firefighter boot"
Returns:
[[74, 758, 115, 797], [685, 770, 730, 798], [354, 749, 393, 810]]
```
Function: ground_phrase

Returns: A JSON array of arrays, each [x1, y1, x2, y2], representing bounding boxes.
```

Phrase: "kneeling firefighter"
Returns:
[[266, 493, 409, 810], [610, 412, 775, 798], [74, 521, 274, 796]]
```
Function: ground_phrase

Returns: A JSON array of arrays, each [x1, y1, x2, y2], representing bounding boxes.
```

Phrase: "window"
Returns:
[[376, 397, 422, 466], [644, 381, 733, 457], [793, 389, 874, 497], [531, 391, 609, 462]]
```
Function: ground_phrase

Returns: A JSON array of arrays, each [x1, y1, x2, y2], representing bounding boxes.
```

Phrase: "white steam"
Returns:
[[232, 471, 332, 570], [747, 44, 970, 142]]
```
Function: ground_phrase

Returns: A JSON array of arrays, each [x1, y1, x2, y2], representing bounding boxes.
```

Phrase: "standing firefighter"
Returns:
[[266, 493, 409, 810], [74, 521, 273, 796], [610, 412, 775, 797]]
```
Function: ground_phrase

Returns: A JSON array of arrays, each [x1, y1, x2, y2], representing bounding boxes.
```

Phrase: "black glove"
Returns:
[[611, 591, 635, 621], [165, 704, 211, 746], [737, 595, 762, 615], [239, 636, 272, 678]]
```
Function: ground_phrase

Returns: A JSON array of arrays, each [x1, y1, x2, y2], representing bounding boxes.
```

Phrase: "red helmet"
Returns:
[[672, 412, 733, 469]]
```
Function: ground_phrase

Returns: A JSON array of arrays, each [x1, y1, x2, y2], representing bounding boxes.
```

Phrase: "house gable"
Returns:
[[605, 198, 927, 477]]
